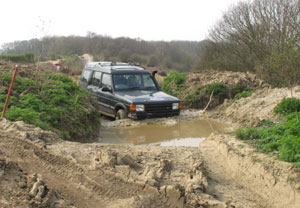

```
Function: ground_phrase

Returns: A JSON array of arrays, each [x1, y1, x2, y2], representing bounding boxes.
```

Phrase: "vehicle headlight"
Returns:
[[172, 103, 179, 110], [136, 104, 145, 112]]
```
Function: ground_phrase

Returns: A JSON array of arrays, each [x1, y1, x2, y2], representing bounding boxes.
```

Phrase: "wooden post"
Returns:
[[1, 65, 18, 118]]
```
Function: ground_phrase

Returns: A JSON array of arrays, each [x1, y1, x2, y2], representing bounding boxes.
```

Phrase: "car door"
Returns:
[[98, 73, 115, 115]]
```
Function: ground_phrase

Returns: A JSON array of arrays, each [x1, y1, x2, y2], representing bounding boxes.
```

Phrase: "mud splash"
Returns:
[[98, 119, 230, 146]]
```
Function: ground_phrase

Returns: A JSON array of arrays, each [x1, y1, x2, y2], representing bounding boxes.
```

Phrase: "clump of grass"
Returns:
[[162, 72, 187, 96], [205, 82, 227, 96], [234, 90, 255, 100], [234, 106, 300, 165]]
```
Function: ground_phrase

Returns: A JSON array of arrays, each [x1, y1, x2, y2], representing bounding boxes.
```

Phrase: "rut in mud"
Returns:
[[2, 113, 300, 208], [1, 117, 273, 208]]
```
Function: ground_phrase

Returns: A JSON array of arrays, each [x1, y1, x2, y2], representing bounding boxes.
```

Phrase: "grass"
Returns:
[[0, 72, 100, 140], [162, 72, 187, 96], [235, 98, 300, 166], [234, 90, 255, 100]]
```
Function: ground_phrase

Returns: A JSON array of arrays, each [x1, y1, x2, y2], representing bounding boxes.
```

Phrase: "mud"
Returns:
[[1, 68, 300, 207], [99, 115, 230, 145]]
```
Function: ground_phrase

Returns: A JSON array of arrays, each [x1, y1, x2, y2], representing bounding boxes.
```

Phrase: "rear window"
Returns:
[[81, 69, 92, 83]]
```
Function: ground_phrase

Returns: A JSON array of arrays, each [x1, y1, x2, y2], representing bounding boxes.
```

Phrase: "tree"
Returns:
[[201, 0, 300, 78]]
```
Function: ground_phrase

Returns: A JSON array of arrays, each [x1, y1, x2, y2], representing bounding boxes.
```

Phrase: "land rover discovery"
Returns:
[[79, 62, 181, 119]]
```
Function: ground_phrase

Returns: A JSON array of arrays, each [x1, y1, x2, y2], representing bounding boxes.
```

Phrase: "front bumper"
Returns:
[[128, 110, 180, 119]]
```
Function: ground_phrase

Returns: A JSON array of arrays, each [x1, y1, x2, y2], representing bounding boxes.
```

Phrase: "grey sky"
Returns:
[[1, 0, 242, 47]]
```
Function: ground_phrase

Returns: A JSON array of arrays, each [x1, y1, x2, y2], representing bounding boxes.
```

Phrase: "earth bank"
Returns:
[[1, 66, 300, 207]]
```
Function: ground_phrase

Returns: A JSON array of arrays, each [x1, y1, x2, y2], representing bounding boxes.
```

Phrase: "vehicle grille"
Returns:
[[145, 103, 173, 114]]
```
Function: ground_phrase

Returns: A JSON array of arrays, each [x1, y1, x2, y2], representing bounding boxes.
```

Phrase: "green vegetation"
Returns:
[[60, 55, 84, 75], [162, 72, 187, 96], [0, 53, 34, 63], [274, 98, 300, 115], [234, 90, 255, 100], [0, 72, 100, 140], [205, 82, 227, 96], [3, 35, 199, 72], [186, 86, 202, 104], [235, 98, 300, 166]]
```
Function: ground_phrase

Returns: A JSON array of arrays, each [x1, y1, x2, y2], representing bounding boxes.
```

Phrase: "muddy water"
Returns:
[[98, 119, 230, 146]]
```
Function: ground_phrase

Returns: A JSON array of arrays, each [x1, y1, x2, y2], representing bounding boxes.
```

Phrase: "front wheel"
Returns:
[[116, 109, 128, 120]]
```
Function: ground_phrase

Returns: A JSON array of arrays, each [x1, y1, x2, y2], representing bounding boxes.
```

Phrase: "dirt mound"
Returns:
[[211, 86, 300, 127], [186, 70, 268, 91], [169, 70, 269, 109]]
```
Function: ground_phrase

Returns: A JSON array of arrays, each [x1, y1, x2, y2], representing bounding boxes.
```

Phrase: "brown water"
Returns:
[[98, 119, 230, 146]]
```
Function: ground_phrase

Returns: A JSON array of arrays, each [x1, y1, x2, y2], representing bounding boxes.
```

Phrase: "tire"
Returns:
[[116, 109, 128, 120]]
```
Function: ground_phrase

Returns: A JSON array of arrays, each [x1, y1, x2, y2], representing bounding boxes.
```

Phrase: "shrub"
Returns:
[[205, 82, 227, 96], [279, 136, 300, 162], [0, 72, 100, 140], [162, 72, 187, 96], [274, 98, 300, 115], [164, 72, 187, 85], [235, 128, 261, 140], [0, 53, 34, 63], [232, 83, 247, 94], [234, 90, 255, 100]]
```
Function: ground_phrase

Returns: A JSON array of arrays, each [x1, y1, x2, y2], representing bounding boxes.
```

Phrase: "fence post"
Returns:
[[1, 65, 18, 118]]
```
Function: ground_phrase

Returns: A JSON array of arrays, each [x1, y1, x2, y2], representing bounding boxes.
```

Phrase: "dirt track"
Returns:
[[1, 70, 300, 207], [1, 101, 300, 208]]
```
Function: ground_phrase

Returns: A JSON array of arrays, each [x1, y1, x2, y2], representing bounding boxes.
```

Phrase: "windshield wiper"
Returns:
[[128, 86, 141, 90], [143, 87, 156, 90]]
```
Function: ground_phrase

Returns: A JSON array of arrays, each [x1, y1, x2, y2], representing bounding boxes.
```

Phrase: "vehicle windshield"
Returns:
[[113, 74, 158, 91]]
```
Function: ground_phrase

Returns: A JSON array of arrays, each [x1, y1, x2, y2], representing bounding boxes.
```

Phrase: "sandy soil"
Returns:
[[1, 67, 300, 207], [211, 86, 300, 127]]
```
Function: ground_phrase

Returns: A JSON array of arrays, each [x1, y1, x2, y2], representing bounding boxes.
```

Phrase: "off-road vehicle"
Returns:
[[79, 62, 181, 119]]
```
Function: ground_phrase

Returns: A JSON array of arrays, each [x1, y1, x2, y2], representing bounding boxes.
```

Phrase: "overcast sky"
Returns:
[[1, 0, 242, 47]]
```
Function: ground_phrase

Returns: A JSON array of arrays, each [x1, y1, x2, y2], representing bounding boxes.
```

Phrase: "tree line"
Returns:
[[1, 34, 207, 72]]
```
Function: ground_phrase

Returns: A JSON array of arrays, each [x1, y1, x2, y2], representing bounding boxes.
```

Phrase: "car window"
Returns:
[[102, 73, 112, 89], [113, 74, 157, 91], [91, 71, 102, 87], [142, 74, 156, 88], [81, 69, 91, 83]]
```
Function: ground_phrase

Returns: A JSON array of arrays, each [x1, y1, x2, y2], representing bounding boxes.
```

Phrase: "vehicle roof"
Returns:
[[84, 62, 149, 74]]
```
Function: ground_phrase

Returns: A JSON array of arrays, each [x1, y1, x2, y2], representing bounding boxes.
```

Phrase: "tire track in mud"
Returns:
[[0, 135, 148, 207]]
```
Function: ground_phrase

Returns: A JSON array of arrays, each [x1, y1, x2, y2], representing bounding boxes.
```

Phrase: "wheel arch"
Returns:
[[114, 103, 128, 114]]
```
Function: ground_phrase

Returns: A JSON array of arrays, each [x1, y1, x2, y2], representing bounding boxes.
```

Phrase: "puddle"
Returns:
[[98, 119, 230, 146]]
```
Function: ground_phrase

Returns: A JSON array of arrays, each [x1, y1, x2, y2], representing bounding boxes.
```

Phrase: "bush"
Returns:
[[0, 72, 100, 140], [162, 72, 187, 96], [235, 128, 261, 140], [205, 82, 227, 96], [274, 98, 300, 115], [279, 136, 300, 162], [0, 53, 34, 63], [232, 84, 247, 94], [234, 90, 255, 100]]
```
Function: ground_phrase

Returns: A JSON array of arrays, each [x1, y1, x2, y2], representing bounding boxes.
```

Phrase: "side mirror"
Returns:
[[102, 87, 112, 93]]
